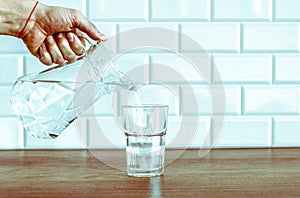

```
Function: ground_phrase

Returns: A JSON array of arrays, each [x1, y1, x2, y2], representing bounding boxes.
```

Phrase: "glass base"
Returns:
[[127, 167, 164, 177]]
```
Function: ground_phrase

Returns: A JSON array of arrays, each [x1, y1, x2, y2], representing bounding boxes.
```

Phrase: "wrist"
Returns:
[[0, 0, 40, 37], [18, 1, 39, 38]]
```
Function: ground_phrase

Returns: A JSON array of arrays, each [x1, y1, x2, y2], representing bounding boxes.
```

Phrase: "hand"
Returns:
[[21, 2, 107, 65], [39, 30, 86, 65]]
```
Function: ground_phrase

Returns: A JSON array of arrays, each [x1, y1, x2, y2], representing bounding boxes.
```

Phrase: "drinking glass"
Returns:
[[122, 104, 169, 177]]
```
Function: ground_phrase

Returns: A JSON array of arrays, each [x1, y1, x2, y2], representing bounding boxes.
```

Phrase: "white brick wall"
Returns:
[[151, 0, 210, 21], [181, 23, 240, 52], [242, 23, 300, 52], [212, 54, 272, 83], [213, 0, 272, 21], [1, 0, 300, 149], [274, 0, 300, 21]]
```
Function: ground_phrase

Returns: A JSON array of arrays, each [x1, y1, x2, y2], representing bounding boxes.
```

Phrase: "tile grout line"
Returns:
[[270, 117, 274, 148]]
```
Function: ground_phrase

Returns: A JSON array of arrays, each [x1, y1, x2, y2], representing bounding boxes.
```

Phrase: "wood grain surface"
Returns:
[[0, 149, 299, 197]]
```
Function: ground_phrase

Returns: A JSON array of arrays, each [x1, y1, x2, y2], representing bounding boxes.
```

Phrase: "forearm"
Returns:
[[0, 0, 38, 37]]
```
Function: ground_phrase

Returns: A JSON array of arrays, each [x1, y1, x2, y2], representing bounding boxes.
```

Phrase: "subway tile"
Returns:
[[242, 86, 300, 115], [0, 55, 23, 85], [181, 85, 241, 115], [213, 0, 271, 21], [189, 116, 211, 148], [0, 118, 22, 149], [118, 23, 178, 31], [0, 36, 28, 54], [0, 86, 15, 116], [242, 23, 300, 52], [274, 54, 300, 83], [87, 117, 125, 148], [24, 55, 48, 74], [93, 22, 117, 38], [213, 116, 271, 148], [181, 85, 210, 115], [84, 94, 117, 117], [150, 0, 210, 21], [117, 23, 178, 52], [274, 0, 300, 21], [273, 117, 300, 147], [118, 84, 180, 116], [113, 54, 149, 84], [25, 118, 87, 149], [180, 23, 240, 52], [39, 0, 86, 13], [167, 116, 211, 148], [212, 54, 272, 84], [150, 54, 211, 84], [89, 0, 148, 21]]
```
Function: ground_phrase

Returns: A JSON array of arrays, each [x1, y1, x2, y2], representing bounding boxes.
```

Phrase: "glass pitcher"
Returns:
[[10, 40, 135, 139]]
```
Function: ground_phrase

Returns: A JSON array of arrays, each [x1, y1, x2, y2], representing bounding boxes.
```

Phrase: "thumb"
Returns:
[[72, 11, 107, 41]]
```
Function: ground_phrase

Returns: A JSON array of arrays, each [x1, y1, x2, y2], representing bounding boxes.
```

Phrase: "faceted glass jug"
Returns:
[[10, 41, 135, 139]]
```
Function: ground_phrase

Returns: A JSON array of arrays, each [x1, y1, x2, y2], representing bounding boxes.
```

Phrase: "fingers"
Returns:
[[38, 43, 52, 66], [66, 32, 85, 56], [45, 35, 64, 65], [38, 32, 86, 66], [72, 28, 86, 47], [56, 33, 77, 61]]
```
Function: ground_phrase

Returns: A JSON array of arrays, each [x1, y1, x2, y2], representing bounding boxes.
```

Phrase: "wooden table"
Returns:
[[0, 149, 299, 197]]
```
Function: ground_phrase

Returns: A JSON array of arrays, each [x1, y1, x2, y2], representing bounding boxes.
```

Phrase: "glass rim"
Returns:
[[122, 104, 169, 109]]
